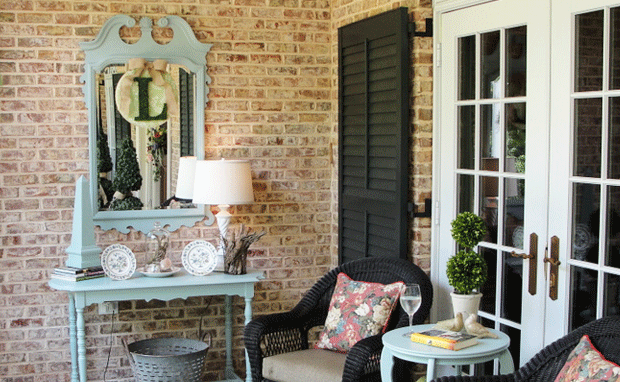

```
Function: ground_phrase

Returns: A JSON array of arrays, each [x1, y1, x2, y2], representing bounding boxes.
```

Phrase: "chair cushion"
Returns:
[[553, 334, 620, 382], [315, 272, 405, 352], [262, 348, 347, 382]]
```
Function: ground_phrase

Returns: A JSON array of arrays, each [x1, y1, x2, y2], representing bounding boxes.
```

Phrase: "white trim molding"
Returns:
[[433, 0, 497, 13]]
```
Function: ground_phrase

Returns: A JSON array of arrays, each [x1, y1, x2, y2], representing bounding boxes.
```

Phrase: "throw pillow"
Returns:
[[553, 334, 620, 382], [315, 272, 405, 352]]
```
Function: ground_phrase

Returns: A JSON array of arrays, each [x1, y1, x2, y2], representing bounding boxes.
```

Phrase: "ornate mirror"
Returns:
[[81, 15, 214, 233]]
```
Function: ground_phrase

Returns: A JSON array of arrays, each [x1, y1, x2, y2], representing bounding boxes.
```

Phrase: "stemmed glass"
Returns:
[[401, 284, 422, 330]]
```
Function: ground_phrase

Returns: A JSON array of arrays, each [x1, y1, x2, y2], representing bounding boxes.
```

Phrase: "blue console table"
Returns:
[[49, 270, 264, 382]]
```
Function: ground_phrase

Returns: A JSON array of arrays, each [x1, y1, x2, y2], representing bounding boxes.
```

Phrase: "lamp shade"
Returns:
[[192, 159, 255, 205], [175, 156, 197, 199]]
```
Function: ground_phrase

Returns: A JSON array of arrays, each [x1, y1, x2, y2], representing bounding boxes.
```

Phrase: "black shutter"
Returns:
[[112, 72, 132, 163], [338, 8, 410, 264], [179, 68, 194, 157]]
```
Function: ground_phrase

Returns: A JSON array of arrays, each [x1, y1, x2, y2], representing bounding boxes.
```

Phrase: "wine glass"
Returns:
[[401, 284, 422, 329]]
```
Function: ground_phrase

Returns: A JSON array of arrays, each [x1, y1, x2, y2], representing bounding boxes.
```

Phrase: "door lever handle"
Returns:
[[510, 251, 533, 259], [545, 236, 561, 300], [510, 232, 538, 295], [543, 257, 561, 266]]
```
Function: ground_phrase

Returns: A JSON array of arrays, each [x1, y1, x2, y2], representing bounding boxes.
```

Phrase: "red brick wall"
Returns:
[[0, 0, 432, 380]]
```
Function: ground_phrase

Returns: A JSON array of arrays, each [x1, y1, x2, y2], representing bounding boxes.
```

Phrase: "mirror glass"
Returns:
[[82, 15, 214, 233], [96, 63, 195, 210]]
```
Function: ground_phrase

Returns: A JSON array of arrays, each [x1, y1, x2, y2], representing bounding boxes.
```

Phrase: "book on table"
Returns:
[[50, 272, 105, 281], [51, 266, 105, 282], [54, 265, 103, 275], [410, 329, 478, 350]]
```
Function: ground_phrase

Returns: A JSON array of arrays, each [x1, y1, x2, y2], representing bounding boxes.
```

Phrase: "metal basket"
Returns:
[[125, 337, 209, 382]]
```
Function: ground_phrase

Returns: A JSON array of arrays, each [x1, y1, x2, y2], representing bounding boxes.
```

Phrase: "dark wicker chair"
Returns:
[[244, 257, 433, 382], [432, 315, 620, 382]]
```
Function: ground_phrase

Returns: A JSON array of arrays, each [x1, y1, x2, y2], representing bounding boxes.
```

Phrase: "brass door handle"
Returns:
[[544, 236, 561, 301], [510, 232, 538, 296], [510, 251, 533, 259]]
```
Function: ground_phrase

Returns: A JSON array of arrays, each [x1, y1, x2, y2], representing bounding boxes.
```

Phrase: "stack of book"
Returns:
[[51, 266, 105, 282], [410, 328, 478, 351]]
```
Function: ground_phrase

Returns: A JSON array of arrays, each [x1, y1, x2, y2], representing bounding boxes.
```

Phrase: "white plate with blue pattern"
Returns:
[[182, 240, 218, 276]]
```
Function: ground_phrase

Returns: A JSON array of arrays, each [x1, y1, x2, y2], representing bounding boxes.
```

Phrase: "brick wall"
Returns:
[[0, 0, 432, 380]]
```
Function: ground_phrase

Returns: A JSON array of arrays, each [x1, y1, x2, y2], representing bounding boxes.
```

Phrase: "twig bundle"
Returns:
[[221, 224, 265, 275]]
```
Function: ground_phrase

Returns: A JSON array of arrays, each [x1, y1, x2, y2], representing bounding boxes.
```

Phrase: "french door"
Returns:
[[434, 0, 620, 369], [547, 0, 620, 343]]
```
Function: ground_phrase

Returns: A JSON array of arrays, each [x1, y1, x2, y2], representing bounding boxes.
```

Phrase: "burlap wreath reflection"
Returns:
[[114, 58, 179, 128]]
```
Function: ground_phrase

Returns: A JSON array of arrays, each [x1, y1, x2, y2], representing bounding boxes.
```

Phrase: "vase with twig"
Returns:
[[221, 224, 265, 275]]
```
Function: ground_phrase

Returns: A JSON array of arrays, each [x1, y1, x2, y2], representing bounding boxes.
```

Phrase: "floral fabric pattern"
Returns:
[[315, 273, 405, 353], [554, 335, 620, 382]]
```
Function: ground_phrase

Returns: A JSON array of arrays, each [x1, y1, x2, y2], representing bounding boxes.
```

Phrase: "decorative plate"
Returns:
[[137, 266, 181, 278], [101, 244, 136, 280], [182, 240, 217, 276]]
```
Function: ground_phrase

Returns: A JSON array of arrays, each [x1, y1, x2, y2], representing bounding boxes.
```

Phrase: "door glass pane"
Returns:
[[480, 175, 498, 244], [572, 183, 600, 263], [604, 273, 620, 316], [610, 7, 620, 90], [481, 31, 501, 99], [570, 266, 598, 331], [574, 98, 602, 178], [605, 186, 620, 267], [506, 103, 526, 173], [459, 35, 476, 101], [501, 251, 522, 322], [505, 26, 527, 97], [481, 104, 500, 171], [504, 178, 524, 248], [575, 10, 603, 92], [500, 323, 521, 368], [457, 174, 475, 214], [459, 105, 476, 169], [609, 97, 620, 179], [480, 247, 497, 314]]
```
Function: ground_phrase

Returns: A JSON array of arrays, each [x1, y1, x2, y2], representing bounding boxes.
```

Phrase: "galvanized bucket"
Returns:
[[124, 337, 210, 382]]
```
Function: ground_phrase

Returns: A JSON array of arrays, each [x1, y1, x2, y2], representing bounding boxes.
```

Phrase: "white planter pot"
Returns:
[[450, 292, 482, 319]]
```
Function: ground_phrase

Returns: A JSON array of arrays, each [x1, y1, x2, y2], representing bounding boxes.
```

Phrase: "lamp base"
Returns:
[[214, 205, 232, 271]]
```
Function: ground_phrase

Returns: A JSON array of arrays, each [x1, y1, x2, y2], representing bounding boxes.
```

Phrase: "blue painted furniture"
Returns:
[[49, 270, 263, 382], [81, 14, 215, 234], [380, 325, 514, 382]]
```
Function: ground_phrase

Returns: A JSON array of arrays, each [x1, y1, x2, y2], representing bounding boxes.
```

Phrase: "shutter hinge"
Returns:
[[409, 198, 432, 218], [409, 18, 433, 37]]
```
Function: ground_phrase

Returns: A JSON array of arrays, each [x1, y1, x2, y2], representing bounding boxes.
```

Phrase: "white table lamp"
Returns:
[[175, 156, 197, 200], [192, 159, 255, 270]]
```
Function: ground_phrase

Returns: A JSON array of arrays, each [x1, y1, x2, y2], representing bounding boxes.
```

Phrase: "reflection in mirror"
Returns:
[[81, 15, 214, 233], [96, 64, 195, 211]]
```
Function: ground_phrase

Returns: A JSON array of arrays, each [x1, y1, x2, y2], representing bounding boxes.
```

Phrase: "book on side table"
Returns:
[[410, 329, 478, 351]]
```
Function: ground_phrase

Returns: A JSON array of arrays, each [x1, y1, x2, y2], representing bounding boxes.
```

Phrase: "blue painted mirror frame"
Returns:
[[81, 15, 215, 233]]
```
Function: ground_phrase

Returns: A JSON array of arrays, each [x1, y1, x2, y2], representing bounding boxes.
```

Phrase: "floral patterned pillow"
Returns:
[[315, 272, 405, 353], [554, 334, 620, 382]]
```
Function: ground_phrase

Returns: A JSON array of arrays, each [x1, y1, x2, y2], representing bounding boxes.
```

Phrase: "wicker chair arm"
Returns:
[[244, 310, 315, 382], [342, 334, 383, 382], [244, 309, 313, 353]]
